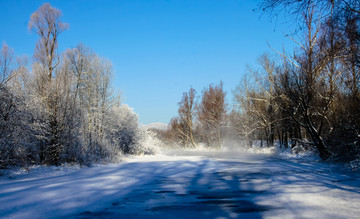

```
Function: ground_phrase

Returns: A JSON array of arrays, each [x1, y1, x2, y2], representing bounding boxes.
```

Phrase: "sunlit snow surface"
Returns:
[[1, 147, 360, 218]]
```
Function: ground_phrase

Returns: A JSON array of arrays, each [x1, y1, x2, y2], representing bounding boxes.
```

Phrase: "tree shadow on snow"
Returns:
[[73, 158, 280, 218], [1, 152, 360, 218]]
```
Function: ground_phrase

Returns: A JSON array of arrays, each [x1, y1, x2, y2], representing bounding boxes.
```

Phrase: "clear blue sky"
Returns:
[[0, 0, 296, 124]]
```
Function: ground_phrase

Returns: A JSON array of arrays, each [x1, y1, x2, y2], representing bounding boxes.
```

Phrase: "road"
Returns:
[[1, 149, 360, 218]]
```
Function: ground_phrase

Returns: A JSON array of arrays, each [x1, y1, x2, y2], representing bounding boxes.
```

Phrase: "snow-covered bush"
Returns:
[[107, 104, 160, 156], [133, 128, 161, 155]]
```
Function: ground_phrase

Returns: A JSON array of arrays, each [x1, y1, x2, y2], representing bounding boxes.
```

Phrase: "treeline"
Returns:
[[232, 0, 360, 160], [166, 0, 360, 161], [0, 3, 156, 168], [164, 82, 228, 148]]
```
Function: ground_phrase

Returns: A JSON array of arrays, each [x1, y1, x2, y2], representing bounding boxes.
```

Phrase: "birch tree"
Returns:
[[64, 44, 114, 159], [0, 43, 33, 167], [271, 7, 337, 159], [28, 3, 70, 165], [29, 3, 68, 81], [177, 88, 197, 147]]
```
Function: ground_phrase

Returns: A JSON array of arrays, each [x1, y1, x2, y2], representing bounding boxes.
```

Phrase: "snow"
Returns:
[[1, 148, 360, 218], [143, 122, 168, 131]]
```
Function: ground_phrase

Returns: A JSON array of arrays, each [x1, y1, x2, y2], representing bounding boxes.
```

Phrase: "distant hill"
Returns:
[[143, 122, 168, 131]]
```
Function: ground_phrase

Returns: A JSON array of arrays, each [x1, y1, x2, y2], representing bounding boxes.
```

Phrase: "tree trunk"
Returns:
[[304, 114, 331, 159]]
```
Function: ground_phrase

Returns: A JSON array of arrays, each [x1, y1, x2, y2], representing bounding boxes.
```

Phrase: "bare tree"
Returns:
[[271, 6, 338, 159], [177, 88, 198, 147], [260, 0, 334, 15], [64, 44, 114, 158], [343, 12, 360, 96], [29, 3, 69, 81], [257, 0, 360, 160], [198, 82, 227, 148], [0, 42, 16, 86], [0, 44, 33, 168], [28, 3, 70, 165], [233, 73, 275, 147]]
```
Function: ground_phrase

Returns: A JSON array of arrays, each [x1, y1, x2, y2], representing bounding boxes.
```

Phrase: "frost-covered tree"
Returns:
[[177, 88, 197, 148], [0, 43, 34, 168], [0, 42, 16, 85], [28, 3, 70, 165], [0, 3, 160, 168], [64, 44, 115, 160], [29, 3, 68, 81], [107, 104, 158, 155]]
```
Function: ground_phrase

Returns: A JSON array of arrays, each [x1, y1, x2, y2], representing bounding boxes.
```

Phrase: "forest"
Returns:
[[164, 0, 360, 162], [0, 3, 159, 168], [1, 0, 360, 170], [1, 1, 360, 218]]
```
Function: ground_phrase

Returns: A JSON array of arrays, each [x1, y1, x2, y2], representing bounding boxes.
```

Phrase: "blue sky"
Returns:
[[0, 0, 296, 124]]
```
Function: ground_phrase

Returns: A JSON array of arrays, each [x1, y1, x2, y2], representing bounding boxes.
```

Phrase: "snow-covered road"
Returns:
[[1, 150, 360, 218]]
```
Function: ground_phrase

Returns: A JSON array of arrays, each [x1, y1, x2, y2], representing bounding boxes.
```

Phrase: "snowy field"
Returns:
[[1, 148, 360, 218]]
